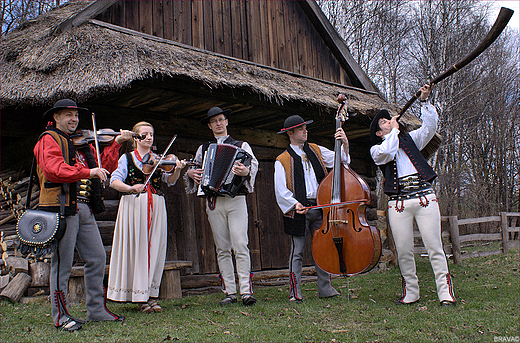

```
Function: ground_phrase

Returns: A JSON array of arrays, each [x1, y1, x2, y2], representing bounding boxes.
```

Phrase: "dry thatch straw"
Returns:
[[1, 0, 440, 156]]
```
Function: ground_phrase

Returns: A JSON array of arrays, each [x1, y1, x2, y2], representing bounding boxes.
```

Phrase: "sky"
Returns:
[[492, 0, 520, 31]]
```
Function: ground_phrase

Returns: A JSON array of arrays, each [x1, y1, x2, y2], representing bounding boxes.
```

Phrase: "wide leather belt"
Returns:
[[389, 188, 434, 201], [397, 174, 432, 195]]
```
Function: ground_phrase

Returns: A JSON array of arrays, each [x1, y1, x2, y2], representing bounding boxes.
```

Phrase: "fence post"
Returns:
[[448, 215, 461, 264], [500, 212, 509, 254]]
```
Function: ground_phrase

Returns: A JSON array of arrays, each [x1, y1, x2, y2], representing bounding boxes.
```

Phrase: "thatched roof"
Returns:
[[1, 0, 440, 156]]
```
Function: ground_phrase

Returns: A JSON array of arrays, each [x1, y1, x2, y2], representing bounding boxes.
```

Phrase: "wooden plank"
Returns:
[[113, 2, 124, 27], [152, 0, 164, 38], [125, 0, 139, 32], [459, 233, 502, 243], [238, 0, 249, 60], [266, 0, 277, 67], [211, 0, 224, 54], [449, 216, 462, 264], [230, 0, 244, 59], [163, 0, 174, 41], [221, 0, 232, 57], [284, 1, 299, 74], [274, 0, 287, 71], [139, 0, 153, 35], [57, 0, 119, 33], [461, 250, 502, 259], [457, 216, 501, 225], [202, 0, 213, 51], [191, 0, 204, 49], [173, 0, 182, 42], [180, 0, 192, 46], [245, 0, 261, 62], [505, 241, 520, 249], [246, 193, 262, 272]]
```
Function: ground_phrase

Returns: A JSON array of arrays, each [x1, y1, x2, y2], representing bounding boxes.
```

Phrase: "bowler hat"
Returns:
[[43, 99, 89, 120], [277, 115, 313, 134], [200, 107, 232, 125], [369, 109, 392, 145]]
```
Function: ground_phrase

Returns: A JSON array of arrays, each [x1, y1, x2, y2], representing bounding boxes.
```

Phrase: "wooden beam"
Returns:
[[56, 0, 119, 33]]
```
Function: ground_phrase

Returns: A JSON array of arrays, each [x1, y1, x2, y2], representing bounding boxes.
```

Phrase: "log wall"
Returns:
[[97, 0, 352, 86]]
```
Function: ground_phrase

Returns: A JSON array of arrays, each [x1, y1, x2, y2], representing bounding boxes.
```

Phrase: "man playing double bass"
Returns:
[[274, 115, 349, 302], [369, 84, 456, 306]]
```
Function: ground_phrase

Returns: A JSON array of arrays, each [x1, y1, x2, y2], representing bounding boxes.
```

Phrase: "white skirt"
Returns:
[[107, 193, 167, 302]]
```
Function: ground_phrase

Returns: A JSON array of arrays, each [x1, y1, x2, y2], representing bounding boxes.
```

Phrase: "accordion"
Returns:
[[201, 143, 252, 197]]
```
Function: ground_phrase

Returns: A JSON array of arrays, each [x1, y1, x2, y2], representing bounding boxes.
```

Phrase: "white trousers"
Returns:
[[388, 193, 456, 303], [206, 195, 252, 296]]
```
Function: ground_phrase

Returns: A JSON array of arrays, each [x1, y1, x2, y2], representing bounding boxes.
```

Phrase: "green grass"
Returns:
[[1, 248, 518, 342]]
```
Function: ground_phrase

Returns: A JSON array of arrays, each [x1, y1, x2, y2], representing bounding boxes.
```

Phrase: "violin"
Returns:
[[71, 128, 144, 147], [311, 94, 382, 276], [141, 152, 198, 174]]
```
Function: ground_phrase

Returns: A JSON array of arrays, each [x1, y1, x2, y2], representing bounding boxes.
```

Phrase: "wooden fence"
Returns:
[[387, 212, 519, 265]]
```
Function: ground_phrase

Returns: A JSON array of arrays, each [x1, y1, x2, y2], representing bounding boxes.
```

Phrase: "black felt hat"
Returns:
[[43, 99, 89, 120], [200, 107, 232, 125], [277, 115, 313, 134], [369, 109, 392, 145]]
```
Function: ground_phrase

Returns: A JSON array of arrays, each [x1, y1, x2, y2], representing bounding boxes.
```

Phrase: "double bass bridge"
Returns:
[[329, 219, 348, 224]]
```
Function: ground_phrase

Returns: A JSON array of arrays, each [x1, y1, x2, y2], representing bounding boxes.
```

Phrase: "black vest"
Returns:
[[381, 133, 437, 195], [76, 145, 105, 214], [283, 142, 326, 236], [124, 153, 163, 195]]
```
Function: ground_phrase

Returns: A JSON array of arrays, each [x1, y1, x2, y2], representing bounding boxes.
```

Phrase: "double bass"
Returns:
[[312, 94, 381, 276]]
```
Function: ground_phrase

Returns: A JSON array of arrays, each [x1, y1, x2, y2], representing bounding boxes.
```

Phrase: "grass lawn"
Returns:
[[1, 247, 518, 342]]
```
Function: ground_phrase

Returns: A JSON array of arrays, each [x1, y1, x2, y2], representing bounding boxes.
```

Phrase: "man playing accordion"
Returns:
[[185, 107, 259, 306]]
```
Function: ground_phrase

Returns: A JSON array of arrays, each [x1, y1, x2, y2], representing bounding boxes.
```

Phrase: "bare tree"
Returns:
[[1, 0, 62, 36], [319, 0, 520, 220]]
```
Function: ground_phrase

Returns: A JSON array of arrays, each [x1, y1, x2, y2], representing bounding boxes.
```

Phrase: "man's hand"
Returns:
[[231, 162, 250, 177], [187, 168, 203, 184], [419, 83, 433, 101], [334, 127, 349, 145], [295, 202, 308, 215], [390, 115, 399, 131], [115, 129, 134, 144], [90, 167, 109, 182]]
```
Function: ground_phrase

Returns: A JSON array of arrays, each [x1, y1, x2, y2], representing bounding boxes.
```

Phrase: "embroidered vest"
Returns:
[[124, 152, 163, 194], [75, 145, 105, 214], [276, 143, 326, 236], [381, 133, 437, 195], [36, 128, 78, 216]]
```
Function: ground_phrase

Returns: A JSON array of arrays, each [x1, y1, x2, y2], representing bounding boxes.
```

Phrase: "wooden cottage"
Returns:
[[1, 0, 439, 288]]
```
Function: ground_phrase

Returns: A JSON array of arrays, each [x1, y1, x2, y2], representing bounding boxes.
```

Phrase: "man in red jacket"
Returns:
[[34, 99, 132, 331]]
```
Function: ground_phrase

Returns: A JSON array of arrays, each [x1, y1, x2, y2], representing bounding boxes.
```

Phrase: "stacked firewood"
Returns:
[[0, 170, 50, 302]]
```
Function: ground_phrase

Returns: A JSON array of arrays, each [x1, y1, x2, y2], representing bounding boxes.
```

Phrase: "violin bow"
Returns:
[[397, 7, 514, 120], [137, 134, 178, 197], [91, 112, 103, 169], [300, 198, 369, 211]]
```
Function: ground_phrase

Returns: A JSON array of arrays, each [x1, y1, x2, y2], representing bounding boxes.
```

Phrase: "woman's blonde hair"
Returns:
[[132, 121, 154, 148]]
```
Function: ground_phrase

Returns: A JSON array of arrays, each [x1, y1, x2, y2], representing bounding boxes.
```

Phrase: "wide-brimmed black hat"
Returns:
[[277, 115, 313, 134], [43, 99, 89, 120], [200, 107, 232, 125], [369, 109, 392, 145]]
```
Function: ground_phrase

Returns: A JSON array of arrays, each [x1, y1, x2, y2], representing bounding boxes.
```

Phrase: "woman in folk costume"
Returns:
[[107, 121, 186, 313]]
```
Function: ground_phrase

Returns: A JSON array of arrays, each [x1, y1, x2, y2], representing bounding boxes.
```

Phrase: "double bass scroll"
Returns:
[[311, 94, 382, 276]]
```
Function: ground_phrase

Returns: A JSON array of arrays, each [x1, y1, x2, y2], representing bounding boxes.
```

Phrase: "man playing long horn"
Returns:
[[369, 84, 456, 306]]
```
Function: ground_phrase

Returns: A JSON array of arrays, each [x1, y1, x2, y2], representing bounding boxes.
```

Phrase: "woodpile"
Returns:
[[1, 170, 51, 302]]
